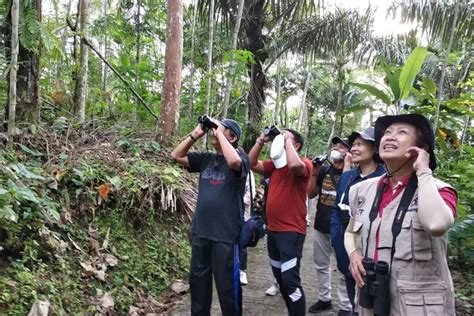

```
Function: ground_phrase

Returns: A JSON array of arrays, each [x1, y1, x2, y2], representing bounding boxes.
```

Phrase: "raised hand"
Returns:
[[405, 146, 430, 172]]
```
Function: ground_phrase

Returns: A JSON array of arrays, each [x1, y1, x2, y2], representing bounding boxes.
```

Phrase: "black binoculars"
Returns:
[[198, 115, 218, 130], [359, 258, 391, 315], [263, 125, 280, 140], [312, 155, 327, 165]]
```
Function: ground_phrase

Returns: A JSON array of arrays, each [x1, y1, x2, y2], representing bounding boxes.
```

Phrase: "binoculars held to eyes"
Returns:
[[312, 155, 327, 165], [198, 115, 218, 130], [359, 257, 391, 315], [263, 125, 280, 140]]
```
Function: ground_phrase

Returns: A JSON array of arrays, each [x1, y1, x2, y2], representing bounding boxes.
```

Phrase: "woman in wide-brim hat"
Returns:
[[330, 126, 386, 314], [344, 114, 458, 316]]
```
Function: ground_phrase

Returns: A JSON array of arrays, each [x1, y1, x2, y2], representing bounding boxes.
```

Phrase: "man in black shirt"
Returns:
[[307, 136, 352, 315], [171, 118, 249, 316]]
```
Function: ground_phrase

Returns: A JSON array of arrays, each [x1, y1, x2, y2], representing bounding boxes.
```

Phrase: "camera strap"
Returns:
[[389, 173, 418, 270], [249, 170, 255, 217], [364, 179, 387, 258]]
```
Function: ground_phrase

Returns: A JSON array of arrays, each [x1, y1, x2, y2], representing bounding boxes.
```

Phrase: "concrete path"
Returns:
[[169, 206, 346, 315]]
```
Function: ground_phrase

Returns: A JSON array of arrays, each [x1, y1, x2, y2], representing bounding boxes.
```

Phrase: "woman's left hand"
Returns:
[[405, 146, 430, 172]]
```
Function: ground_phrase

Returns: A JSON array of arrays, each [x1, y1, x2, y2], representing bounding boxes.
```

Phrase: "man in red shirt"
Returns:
[[249, 128, 313, 316]]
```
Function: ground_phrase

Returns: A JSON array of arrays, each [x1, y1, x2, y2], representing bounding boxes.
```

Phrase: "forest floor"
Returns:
[[169, 205, 347, 316], [167, 205, 474, 316]]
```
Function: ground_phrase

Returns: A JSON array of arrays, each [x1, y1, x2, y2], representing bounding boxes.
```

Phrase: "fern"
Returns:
[[18, 1, 42, 54], [449, 214, 474, 263]]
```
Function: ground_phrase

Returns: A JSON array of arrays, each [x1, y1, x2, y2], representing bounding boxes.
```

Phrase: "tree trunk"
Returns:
[[188, 0, 198, 115], [205, 0, 215, 115], [102, 0, 110, 117], [327, 63, 345, 148], [133, 0, 141, 121], [221, 0, 245, 119], [5, 0, 43, 124], [242, 0, 267, 152], [297, 71, 311, 132], [158, 0, 183, 143], [74, 0, 89, 123], [433, 2, 459, 133], [275, 59, 281, 125], [7, 0, 19, 138]]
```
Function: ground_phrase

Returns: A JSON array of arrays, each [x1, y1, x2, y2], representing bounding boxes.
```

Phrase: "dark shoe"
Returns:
[[337, 310, 352, 316], [308, 300, 332, 313]]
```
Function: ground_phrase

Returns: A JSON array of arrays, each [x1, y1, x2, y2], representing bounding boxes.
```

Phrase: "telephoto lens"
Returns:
[[359, 257, 375, 309], [373, 260, 391, 316], [198, 115, 218, 129], [263, 125, 280, 140]]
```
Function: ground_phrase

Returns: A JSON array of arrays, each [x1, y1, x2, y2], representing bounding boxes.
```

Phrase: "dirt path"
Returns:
[[168, 205, 345, 315]]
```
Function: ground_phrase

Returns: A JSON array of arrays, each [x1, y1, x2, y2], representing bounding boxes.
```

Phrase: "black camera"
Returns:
[[198, 115, 218, 130], [359, 258, 391, 315], [312, 155, 327, 165], [263, 125, 280, 140]]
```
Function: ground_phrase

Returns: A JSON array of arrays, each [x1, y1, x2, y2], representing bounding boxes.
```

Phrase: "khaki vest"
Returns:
[[347, 176, 455, 316]]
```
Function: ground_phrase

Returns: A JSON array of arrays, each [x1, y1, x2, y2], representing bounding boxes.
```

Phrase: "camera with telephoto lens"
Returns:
[[359, 257, 391, 315], [198, 115, 218, 130], [312, 155, 327, 165], [263, 125, 280, 140]]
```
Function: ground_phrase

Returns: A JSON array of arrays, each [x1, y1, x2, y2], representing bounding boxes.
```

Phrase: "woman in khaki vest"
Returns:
[[344, 114, 457, 316]]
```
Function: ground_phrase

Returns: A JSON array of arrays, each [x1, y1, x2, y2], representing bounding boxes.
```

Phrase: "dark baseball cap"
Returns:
[[331, 135, 351, 149], [221, 119, 242, 140]]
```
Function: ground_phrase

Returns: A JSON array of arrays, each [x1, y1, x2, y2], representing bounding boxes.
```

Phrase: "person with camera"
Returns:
[[345, 114, 457, 316], [171, 116, 249, 316], [249, 127, 313, 316], [307, 136, 353, 314], [330, 127, 385, 315]]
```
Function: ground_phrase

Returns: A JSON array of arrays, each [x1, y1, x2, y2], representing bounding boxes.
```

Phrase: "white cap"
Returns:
[[270, 134, 287, 169]]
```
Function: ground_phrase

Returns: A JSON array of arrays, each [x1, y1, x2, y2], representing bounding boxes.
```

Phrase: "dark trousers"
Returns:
[[332, 225, 356, 311], [190, 235, 242, 316], [267, 231, 306, 316], [239, 246, 248, 271]]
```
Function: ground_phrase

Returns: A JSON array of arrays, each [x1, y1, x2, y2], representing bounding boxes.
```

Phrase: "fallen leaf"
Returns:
[[68, 237, 84, 253], [102, 228, 110, 250], [104, 254, 118, 267], [27, 300, 51, 316], [97, 183, 111, 199], [171, 280, 189, 294], [128, 306, 140, 316]]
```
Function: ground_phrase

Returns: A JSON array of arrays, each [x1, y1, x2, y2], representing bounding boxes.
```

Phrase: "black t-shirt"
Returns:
[[314, 165, 342, 234], [187, 150, 250, 243]]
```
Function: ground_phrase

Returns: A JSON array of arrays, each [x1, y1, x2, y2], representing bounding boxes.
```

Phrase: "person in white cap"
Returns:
[[249, 128, 313, 316]]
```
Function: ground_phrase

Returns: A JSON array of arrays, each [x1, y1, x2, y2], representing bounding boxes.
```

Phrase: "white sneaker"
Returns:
[[240, 270, 248, 285], [265, 283, 279, 296]]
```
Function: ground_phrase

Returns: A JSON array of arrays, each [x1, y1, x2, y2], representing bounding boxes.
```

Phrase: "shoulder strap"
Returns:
[[390, 174, 418, 268], [249, 171, 254, 216], [328, 167, 337, 188], [364, 177, 387, 258]]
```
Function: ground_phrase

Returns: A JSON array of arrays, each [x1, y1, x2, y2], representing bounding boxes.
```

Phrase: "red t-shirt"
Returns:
[[263, 158, 313, 235], [373, 174, 457, 261]]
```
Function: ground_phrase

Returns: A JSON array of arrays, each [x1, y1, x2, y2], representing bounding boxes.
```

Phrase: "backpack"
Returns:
[[240, 171, 266, 248]]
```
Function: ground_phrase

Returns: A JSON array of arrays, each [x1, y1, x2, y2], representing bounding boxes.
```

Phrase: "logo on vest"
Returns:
[[357, 196, 366, 208]]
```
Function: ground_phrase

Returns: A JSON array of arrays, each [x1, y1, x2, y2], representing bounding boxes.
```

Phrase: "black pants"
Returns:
[[190, 235, 242, 316], [239, 246, 248, 271], [267, 231, 306, 316]]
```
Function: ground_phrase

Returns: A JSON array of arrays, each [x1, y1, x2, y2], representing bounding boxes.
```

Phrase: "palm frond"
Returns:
[[284, 8, 374, 63], [388, 0, 473, 50]]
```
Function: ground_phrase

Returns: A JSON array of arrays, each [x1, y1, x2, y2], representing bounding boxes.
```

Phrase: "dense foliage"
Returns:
[[0, 0, 472, 312]]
